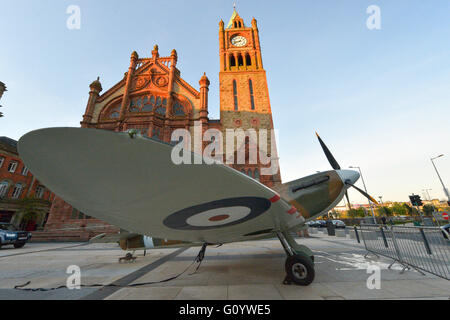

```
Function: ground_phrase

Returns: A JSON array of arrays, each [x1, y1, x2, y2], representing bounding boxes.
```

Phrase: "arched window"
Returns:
[[11, 183, 23, 199], [249, 79, 255, 110], [254, 169, 260, 181], [230, 55, 236, 67], [238, 54, 244, 67], [245, 53, 251, 66], [172, 101, 186, 116], [247, 169, 253, 177], [233, 80, 238, 111], [241, 169, 246, 174], [0, 181, 9, 198]]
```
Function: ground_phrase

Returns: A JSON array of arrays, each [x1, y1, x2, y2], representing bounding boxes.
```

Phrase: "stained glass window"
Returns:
[[173, 101, 185, 116], [254, 169, 260, 181]]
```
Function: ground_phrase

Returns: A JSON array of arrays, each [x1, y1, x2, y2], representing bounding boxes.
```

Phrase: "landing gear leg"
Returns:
[[277, 232, 315, 286]]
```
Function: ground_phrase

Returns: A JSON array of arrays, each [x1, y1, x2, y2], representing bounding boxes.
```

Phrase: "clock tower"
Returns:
[[219, 9, 281, 186]]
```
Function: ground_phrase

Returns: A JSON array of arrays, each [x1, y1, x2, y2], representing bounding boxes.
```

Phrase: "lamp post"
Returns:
[[422, 189, 432, 201], [349, 166, 376, 224], [431, 155, 450, 202]]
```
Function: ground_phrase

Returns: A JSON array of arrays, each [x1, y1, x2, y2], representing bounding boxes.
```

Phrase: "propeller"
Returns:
[[315, 132, 378, 206]]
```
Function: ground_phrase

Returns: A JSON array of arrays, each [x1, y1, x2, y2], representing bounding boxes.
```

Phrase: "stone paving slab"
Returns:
[[0, 235, 448, 300]]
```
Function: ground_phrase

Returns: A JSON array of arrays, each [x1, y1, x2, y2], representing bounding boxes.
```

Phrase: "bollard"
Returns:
[[354, 226, 360, 243]]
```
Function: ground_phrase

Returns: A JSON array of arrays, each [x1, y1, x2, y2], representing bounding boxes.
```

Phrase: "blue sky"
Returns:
[[1, 0, 449, 204]]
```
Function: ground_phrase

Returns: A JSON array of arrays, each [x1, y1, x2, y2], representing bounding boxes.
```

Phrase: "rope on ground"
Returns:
[[14, 243, 208, 292]]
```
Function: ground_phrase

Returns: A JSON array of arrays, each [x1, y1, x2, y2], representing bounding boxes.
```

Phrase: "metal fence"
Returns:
[[359, 224, 450, 280]]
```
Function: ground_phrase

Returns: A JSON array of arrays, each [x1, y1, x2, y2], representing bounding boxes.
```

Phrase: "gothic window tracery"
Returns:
[[106, 105, 120, 119], [129, 95, 167, 115], [172, 101, 186, 116]]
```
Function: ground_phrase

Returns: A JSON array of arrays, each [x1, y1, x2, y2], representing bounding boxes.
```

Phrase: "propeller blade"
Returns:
[[315, 132, 341, 170], [345, 191, 352, 209], [345, 181, 379, 205]]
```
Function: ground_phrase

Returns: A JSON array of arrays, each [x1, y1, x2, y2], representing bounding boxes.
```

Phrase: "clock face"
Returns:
[[231, 35, 247, 47]]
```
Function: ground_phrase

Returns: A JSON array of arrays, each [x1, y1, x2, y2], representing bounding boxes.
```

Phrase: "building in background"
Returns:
[[41, 9, 281, 241], [0, 137, 54, 230]]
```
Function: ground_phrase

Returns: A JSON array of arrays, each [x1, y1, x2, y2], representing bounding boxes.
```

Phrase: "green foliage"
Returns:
[[7, 197, 51, 221], [391, 202, 408, 216], [348, 207, 365, 218], [376, 206, 393, 217], [422, 204, 436, 216]]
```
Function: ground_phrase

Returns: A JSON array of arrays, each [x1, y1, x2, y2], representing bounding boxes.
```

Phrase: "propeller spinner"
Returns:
[[315, 132, 378, 206]]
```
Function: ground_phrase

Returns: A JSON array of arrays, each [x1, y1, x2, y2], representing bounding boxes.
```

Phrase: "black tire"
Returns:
[[285, 253, 315, 286], [14, 242, 25, 248]]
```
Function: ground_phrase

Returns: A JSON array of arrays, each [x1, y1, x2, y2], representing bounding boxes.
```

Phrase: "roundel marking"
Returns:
[[163, 197, 272, 230], [209, 214, 230, 222]]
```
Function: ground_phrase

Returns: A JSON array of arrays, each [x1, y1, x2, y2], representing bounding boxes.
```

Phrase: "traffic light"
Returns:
[[409, 195, 423, 206]]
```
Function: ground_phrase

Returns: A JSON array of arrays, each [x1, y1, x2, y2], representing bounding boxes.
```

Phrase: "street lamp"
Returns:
[[430, 154, 450, 202], [422, 189, 432, 201], [349, 166, 376, 224]]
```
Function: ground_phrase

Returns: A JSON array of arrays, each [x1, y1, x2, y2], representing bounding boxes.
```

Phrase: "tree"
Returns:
[[376, 206, 393, 217], [347, 207, 366, 218], [391, 202, 407, 216], [7, 197, 51, 228], [0, 81, 6, 118], [422, 205, 436, 216], [402, 203, 412, 216]]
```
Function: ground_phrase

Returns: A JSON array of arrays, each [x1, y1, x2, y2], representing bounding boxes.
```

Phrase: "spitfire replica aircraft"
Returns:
[[18, 128, 378, 286]]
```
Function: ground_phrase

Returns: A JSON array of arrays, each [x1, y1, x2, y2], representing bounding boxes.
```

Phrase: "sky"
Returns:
[[1, 0, 449, 205]]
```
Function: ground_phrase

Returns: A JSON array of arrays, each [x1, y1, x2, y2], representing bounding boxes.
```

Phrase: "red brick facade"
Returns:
[[43, 10, 281, 240], [0, 137, 54, 230]]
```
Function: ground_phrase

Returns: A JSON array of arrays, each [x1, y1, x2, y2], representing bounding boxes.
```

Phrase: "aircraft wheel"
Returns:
[[285, 253, 315, 286]]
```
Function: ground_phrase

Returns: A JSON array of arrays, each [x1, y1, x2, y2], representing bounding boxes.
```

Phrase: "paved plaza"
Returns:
[[0, 232, 448, 300]]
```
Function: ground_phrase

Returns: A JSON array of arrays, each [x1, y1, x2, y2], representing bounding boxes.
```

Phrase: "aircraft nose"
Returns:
[[336, 169, 360, 186]]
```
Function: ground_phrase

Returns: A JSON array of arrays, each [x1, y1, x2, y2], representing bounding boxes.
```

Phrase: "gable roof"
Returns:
[[0, 136, 18, 155]]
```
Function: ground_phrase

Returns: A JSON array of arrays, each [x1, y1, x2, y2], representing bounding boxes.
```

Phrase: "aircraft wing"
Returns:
[[18, 128, 301, 244]]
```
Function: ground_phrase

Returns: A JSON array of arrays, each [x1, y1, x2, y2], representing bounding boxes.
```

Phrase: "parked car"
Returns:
[[440, 224, 450, 240], [306, 220, 326, 228], [0, 223, 32, 248], [332, 220, 346, 229]]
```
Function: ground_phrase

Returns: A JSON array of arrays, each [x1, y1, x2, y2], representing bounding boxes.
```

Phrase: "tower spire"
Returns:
[[226, 5, 239, 29]]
